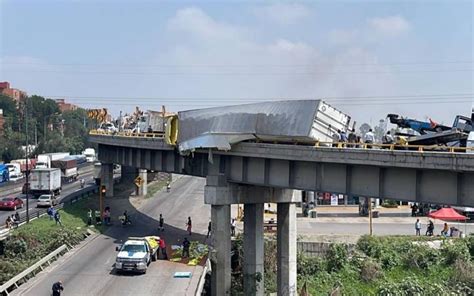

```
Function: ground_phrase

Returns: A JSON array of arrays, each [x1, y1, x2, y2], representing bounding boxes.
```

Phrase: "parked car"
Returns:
[[37, 194, 58, 208], [0, 197, 24, 211], [98, 122, 118, 133]]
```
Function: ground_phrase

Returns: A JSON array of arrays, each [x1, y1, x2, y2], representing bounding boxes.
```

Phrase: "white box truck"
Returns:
[[29, 168, 62, 197], [82, 148, 96, 162]]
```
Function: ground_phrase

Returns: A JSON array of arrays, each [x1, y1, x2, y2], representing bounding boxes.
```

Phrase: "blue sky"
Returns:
[[1, 0, 472, 126]]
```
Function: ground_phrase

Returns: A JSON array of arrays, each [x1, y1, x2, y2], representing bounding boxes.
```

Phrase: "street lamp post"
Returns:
[[24, 98, 30, 223]]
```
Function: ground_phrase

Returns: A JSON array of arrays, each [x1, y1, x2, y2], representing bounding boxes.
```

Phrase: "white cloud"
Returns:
[[167, 7, 243, 41], [328, 29, 359, 45], [368, 15, 411, 35], [253, 3, 310, 25]]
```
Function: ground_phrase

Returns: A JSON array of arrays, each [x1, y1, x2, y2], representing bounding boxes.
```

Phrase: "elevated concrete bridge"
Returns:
[[90, 134, 474, 296]]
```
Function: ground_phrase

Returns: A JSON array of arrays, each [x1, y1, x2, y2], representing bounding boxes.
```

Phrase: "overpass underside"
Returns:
[[97, 142, 474, 207]]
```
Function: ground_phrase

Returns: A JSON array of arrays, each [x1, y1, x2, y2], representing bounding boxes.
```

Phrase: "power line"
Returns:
[[1, 60, 473, 67], [4, 69, 473, 75], [42, 94, 474, 102]]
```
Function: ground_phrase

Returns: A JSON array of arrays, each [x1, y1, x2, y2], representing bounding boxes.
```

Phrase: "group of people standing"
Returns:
[[332, 129, 395, 148], [415, 219, 451, 237]]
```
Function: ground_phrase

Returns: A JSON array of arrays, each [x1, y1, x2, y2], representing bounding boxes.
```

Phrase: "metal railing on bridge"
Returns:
[[89, 130, 474, 154]]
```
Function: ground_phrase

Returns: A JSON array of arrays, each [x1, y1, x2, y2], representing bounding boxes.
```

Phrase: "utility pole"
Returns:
[[368, 197, 373, 235], [24, 98, 30, 223]]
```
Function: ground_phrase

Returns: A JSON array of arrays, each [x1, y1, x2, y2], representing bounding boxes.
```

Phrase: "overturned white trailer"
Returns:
[[177, 100, 351, 154]]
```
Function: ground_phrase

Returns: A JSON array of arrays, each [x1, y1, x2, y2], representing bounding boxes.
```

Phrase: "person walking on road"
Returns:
[[54, 210, 62, 226], [159, 237, 168, 260], [186, 217, 192, 235], [230, 218, 236, 237], [166, 181, 171, 193], [415, 219, 421, 236], [159, 214, 164, 231], [426, 220, 434, 236], [52, 280, 64, 296], [87, 209, 92, 226], [182, 237, 190, 258], [207, 221, 212, 238]]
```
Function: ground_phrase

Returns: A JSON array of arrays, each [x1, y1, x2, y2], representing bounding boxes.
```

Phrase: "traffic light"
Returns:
[[100, 185, 107, 194]]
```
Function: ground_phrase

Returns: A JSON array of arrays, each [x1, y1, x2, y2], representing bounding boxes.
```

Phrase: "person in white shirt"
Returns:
[[415, 219, 421, 236], [364, 129, 375, 148]]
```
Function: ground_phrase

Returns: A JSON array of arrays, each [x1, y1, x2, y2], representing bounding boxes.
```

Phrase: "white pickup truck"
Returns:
[[115, 236, 160, 274]]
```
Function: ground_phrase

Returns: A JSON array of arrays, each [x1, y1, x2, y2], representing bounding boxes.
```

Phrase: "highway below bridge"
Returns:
[[0, 165, 96, 225], [90, 134, 474, 296], [12, 175, 209, 296]]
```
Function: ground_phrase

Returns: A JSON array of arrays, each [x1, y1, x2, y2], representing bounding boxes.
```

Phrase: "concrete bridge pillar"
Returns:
[[277, 202, 297, 296], [210, 204, 231, 296], [243, 203, 264, 296], [205, 177, 300, 296], [136, 169, 148, 196], [205, 175, 232, 296], [101, 163, 114, 197]]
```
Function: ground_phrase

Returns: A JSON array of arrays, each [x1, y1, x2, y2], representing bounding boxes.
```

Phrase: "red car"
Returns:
[[0, 197, 24, 211]]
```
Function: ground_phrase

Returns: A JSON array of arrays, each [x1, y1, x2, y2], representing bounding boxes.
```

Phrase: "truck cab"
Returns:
[[115, 236, 159, 274]]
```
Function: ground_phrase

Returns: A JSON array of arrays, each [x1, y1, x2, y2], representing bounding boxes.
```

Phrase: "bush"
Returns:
[[453, 259, 474, 288], [360, 259, 383, 282], [297, 253, 326, 276], [402, 244, 440, 269], [378, 277, 447, 295], [326, 244, 348, 272], [441, 240, 470, 265]]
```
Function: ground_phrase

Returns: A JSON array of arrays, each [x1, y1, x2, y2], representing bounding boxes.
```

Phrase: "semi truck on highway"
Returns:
[[51, 157, 79, 183], [27, 168, 62, 197], [115, 236, 160, 274], [10, 158, 36, 172], [5, 163, 22, 181], [36, 152, 70, 169]]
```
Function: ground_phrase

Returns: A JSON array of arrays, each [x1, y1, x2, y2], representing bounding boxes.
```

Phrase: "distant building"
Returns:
[[0, 81, 27, 104], [55, 99, 78, 112], [0, 109, 4, 136]]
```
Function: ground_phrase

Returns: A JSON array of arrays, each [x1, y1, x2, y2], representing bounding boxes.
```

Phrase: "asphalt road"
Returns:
[[298, 220, 474, 237], [0, 167, 95, 225], [14, 175, 210, 296], [0, 163, 93, 198]]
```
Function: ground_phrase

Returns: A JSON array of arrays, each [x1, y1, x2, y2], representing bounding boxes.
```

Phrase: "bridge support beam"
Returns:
[[137, 169, 148, 196], [101, 163, 114, 197], [277, 202, 297, 296], [205, 175, 300, 296], [243, 203, 264, 296], [210, 204, 231, 296]]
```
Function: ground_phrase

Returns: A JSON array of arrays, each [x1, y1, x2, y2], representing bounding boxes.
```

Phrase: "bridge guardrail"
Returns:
[[0, 244, 68, 295], [90, 129, 474, 154]]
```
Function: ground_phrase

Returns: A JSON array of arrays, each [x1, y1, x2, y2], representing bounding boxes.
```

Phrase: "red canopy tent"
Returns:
[[428, 208, 468, 221]]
